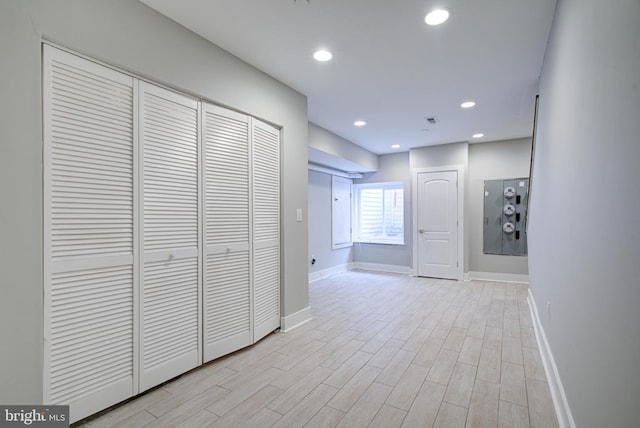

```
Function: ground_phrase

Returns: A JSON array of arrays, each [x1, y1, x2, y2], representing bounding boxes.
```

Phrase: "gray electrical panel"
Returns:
[[483, 178, 529, 256]]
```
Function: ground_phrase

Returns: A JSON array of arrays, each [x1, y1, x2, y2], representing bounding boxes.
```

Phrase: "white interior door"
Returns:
[[332, 176, 353, 249], [139, 82, 200, 391], [202, 103, 252, 362], [417, 170, 459, 279]]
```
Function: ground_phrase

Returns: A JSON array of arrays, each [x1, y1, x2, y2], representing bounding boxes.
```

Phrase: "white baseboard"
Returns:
[[351, 262, 410, 275], [309, 263, 353, 283], [527, 290, 576, 428], [280, 306, 312, 333], [465, 271, 529, 284]]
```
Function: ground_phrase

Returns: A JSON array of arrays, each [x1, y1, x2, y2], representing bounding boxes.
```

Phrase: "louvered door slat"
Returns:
[[140, 82, 200, 391], [44, 46, 135, 423], [202, 104, 252, 363], [252, 119, 281, 341]]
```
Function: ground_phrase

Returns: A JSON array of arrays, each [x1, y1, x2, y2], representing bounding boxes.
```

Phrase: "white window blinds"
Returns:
[[354, 182, 404, 244]]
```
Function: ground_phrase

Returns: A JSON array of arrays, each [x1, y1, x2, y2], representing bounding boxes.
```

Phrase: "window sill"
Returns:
[[354, 241, 406, 246]]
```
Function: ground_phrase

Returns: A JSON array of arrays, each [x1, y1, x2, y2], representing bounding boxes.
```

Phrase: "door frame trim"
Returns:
[[411, 165, 465, 280]]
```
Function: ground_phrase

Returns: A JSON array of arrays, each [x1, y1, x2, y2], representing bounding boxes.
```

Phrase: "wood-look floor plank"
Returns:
[[526, 378, 559, 428], [173, 409, 218, 428], [211, 385, 282, 428], [243, 408, 282, 428], [218, 351, 286, 391], [321, 339, 366, 370], [110, 410, 157, 428], [503, 315, 521, 338], [323, 350, 373, 389], [502, 334, 524, 365], [318, 328, 359, 355], [326, 364, 382, 412], [270, 351, 328, 390], [458, 336, 483, 366], [401, 327, 433, 353], [273, 339, 326, 371], [74, 271, 561, 428], [385, 363, 429, 411], [521, 326, 538, 349], [368, 338, 405, 369], [272, 384, 338, 428], [207, 367, 283, 417], [303, 406, 345, 428], [434, 402, 467, 428], [369, 404, 407, 428], [522, 346, 547, 382], [376, 349, 416, 387], [267, 366, 333, 415], [443, 327, 468, 353], [466, 379, 500, 427], [401, 380, 446, 428], [477, 344, 502, 384], [443, 362, 477, 408], [78, 387, 171, 427], [143, 386, 228, 428], [336, 382, 393, 428], [413, 337, 445, 369], [427, 348, 459, 385], [500, 362, 527, 406], [498, 400, 529, 428]]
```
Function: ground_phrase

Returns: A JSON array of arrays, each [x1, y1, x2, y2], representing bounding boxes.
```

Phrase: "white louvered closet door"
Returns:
[[252, 119, 281, 341], [43, 46, 136, 423], [202, 104, 252, 362], [139, 82, 200, 391]]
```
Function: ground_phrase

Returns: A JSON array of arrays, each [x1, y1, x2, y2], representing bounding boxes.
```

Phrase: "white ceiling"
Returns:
[[141, 0, 556, 155]]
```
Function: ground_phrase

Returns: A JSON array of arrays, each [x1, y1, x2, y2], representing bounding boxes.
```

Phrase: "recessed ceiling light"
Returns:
[[354, 120, 367, 127], [425, 9, 450, 26], [472, 133, 484, 139], [391, 144, 401, 149], [461, 101, 476, 108], [313, 49, 333, 62]]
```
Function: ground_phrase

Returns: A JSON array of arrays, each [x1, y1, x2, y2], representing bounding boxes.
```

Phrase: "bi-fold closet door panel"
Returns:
[[252, 119, 281, 341], [44, 45, 280, 422], [201, 106, 282, 358], [202, 104, 253, 362], [43, 46, 137, 422], [139, 82, 201, 391]]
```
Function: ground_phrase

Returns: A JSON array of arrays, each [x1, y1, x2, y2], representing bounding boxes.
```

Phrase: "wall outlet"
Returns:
[[296, 208, 302, 222]]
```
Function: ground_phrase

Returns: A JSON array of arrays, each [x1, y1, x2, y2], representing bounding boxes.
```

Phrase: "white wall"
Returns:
[[310, 137, 531, 276], [0, 0, 309, 404], [529, 0, 640, 426], [353, 152, 412, 267], [409, 142, 469, 171], [468, 138, 531, 275], [0, 0, 44, 405], [308, 170, 353, 274], [308, 122, 378, 172]]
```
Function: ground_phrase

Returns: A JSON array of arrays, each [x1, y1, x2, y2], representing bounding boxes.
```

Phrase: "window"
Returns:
[[354, 182, 404, 244]]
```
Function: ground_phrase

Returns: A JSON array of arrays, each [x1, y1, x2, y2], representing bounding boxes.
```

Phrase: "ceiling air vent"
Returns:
[[425, 116, 438, 125]]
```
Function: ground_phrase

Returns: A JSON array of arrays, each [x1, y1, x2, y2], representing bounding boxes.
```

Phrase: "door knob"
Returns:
[[419, 229, 425, 234]]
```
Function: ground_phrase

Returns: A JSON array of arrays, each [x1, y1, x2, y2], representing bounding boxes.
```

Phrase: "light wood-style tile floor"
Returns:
[[76, 270, 559, 428]]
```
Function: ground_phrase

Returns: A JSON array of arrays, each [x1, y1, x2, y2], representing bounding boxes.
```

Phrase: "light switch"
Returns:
[[296, 208, 302, 222]]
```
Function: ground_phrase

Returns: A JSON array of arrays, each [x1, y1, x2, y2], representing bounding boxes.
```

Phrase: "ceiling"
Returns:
[[140, 0, 556, 155]]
